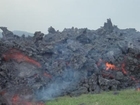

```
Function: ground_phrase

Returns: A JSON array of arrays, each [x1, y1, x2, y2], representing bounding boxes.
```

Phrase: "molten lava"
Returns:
[[2, 49, 41, 67], [12, 94, 20, 103], [105, 62, 116, 70], [11, 94, 45, 105], [105, 62, 128, 75]]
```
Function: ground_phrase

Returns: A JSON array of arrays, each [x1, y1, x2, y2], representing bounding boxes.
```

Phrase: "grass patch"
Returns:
[[46, 89, 140, 105]]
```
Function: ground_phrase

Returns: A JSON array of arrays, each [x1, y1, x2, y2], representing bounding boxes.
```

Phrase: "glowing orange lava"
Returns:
[[2, 49, 41, 68], [12, 94, 20, 103], [105, 62, 116, 70], [103, 60, 128, 75], [11, 94, 45, 105]]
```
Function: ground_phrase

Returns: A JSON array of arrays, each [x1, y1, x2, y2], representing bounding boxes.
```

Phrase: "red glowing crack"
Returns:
[[2, 49, 41, 68], [105, 62, 117, 70], [11, 94, 45, 105]]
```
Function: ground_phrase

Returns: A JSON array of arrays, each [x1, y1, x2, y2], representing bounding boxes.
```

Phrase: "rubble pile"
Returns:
[[0, 19, 140, 104]]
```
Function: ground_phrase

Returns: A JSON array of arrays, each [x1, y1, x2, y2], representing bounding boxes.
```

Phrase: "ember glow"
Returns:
[[105, 62, 117, 70], [12, 94, 19, 103], [2, 49, 41, 67], [105, 62, 128, 75], [11, 94, 45, 105]]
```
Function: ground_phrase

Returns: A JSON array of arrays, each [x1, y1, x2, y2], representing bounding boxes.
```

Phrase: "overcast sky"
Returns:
[[0, 0, 140, 33]]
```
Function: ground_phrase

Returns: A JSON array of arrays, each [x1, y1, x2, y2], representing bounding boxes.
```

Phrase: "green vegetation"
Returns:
[[46, 89, 140, 105]]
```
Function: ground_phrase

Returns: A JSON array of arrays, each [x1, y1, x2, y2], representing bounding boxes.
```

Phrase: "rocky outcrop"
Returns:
[[48, 26, 56, 34], [104, 18, 113, 32], [0, 27, 13, 38]]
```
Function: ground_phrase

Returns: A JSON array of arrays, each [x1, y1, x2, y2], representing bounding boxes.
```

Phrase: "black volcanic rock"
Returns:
[[104, 18, 113, 32], [0, 27, 13, 37], [97, 18, 115, 35], [48, 26, 56, 34], [33, 31, 44, 43]]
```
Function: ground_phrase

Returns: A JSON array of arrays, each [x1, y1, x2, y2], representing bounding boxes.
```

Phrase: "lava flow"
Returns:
[[12, 94, 20, 104], [105, 62, 127, 75], [2, 49, 41, 68], [105, 62, 117, 70], [11, 94, 45, 105]]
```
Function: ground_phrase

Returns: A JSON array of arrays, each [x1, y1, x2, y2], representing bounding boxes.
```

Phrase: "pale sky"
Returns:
[[0, 0, 140, 33]]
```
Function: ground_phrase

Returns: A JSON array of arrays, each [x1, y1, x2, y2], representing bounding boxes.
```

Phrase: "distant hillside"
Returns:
[[13, 30, 33, 36], [0, 30, 33, 37], [0, 32, 2, 37]]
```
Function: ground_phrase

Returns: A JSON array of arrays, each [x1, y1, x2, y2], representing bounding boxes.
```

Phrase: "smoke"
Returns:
[[35, 68, 83, 101]]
